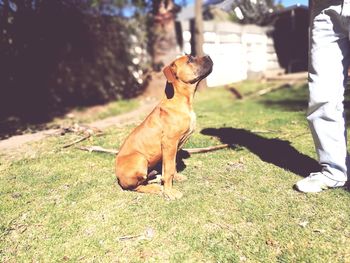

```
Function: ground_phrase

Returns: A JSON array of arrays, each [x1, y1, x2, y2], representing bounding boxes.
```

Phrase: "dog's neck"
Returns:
[[163, 81, 196, 107]]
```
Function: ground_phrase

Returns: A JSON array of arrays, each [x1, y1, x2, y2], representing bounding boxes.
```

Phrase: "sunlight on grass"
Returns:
[[1, 81, 350, 262]]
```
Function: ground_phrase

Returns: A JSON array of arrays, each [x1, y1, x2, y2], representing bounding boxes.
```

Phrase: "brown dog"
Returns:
[[115, 54, 213, 200]]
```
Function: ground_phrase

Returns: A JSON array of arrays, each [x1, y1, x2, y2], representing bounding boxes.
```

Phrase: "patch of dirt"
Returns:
[[0, 99, 158, 154]]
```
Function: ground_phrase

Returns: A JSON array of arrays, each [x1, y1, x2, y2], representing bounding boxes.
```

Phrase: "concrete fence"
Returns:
[[180, 21, 283, 87]]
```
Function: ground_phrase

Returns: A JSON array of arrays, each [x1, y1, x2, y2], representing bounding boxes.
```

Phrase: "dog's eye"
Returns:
[[187, 55, 193, 64]]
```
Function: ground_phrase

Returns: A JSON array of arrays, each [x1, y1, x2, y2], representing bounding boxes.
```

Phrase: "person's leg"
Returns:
[[296, 1, 350, 192]]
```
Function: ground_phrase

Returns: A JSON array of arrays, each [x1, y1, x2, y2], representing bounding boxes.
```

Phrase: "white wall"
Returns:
[[180, 21, 281, 87]]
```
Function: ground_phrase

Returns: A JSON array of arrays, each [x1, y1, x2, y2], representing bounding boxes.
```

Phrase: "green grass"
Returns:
[[1, 81, 350, 262]]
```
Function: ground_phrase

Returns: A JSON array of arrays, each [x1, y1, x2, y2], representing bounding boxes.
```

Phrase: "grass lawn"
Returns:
[[1, 81, 350, 262]]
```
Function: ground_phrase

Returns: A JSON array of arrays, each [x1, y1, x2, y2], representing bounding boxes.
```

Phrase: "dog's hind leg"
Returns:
[[117, 153, 162, 195], [116, 153, 148, 190]]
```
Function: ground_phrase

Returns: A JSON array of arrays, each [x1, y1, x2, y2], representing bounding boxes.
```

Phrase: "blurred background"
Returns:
[[0, 0, 309, 136]]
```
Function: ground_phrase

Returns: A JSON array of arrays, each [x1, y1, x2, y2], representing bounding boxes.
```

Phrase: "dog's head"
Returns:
[[163, 55, 213, 86]]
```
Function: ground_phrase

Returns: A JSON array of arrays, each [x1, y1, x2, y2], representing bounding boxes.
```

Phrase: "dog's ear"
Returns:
[[163, 65, 176, 83]]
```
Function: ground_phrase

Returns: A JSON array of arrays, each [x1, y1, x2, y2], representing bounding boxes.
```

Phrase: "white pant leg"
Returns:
[[308, 0, 350, 182]]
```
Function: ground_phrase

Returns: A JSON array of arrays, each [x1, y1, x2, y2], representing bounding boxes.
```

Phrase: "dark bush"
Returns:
[[0, 0, 149, 126]]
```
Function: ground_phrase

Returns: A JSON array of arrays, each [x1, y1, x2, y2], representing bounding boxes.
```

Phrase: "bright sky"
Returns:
[[281, 0, 308, 6]]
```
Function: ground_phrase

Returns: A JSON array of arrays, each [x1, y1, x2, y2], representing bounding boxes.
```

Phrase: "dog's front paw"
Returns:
[[163, 188, 183, 200]]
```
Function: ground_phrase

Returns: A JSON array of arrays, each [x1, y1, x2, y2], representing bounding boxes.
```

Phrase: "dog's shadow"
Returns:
[[148, 150, 190, 176], [201, 127, 321, 178]]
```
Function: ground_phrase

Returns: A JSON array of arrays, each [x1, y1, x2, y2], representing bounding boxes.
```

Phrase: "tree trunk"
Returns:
[[193, 0, 207, 90], [151, 0, 179, 70], [143, 0, 180, 99]]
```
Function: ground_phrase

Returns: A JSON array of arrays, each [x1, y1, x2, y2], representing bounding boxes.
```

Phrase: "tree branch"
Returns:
[[77, 144, 230, 155]]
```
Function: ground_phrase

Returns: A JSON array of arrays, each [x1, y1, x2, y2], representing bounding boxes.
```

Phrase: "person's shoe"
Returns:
[[295, 172, 346, 193]]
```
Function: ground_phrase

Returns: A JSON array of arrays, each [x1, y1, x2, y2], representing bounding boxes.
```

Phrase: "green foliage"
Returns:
[[0, 0, 150, 123], [227, 0, 280, 25]]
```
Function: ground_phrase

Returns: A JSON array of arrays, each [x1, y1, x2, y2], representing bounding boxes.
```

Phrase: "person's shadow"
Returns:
[[201, 127, 322, 178]]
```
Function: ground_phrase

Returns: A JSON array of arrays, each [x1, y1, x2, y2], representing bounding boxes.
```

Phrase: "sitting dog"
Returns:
[[115, 54, 213, 200]]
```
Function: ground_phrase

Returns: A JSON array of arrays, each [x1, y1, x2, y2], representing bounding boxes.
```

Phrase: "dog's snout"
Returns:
[[204, 55, 211, 61], [204, 55, 213, 66]]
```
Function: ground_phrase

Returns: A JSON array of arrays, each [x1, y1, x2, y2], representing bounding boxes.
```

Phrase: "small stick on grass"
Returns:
[[245, 83, 293, 99], [184, 144, 230, 153], [78, 145, 119, 154], [118, 228, 155, 242], [62, 134, 91, 148], [61, 124, 103, 149]]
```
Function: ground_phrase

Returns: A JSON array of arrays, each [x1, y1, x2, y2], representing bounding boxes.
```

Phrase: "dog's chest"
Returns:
[[188, 110, 196, 133], [178, 110, 196, 149]]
